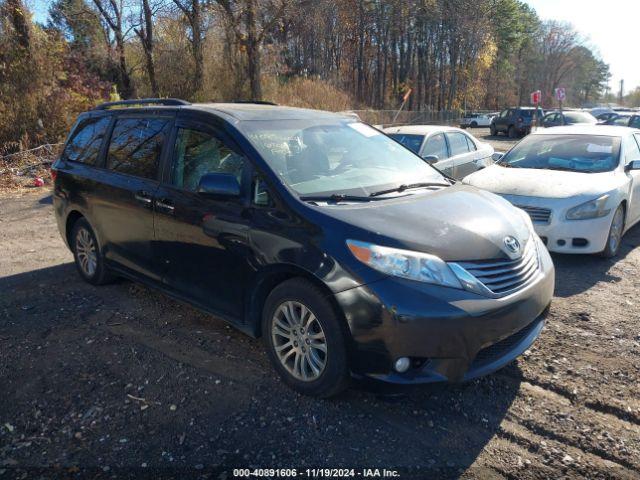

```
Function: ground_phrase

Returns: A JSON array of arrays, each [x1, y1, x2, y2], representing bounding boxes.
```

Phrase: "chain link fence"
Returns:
[[348, 109, 464, 128]]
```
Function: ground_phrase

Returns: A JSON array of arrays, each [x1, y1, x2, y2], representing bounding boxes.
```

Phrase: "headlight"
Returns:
[[566, 195, 611, 220], [346, 240, 462, 289]]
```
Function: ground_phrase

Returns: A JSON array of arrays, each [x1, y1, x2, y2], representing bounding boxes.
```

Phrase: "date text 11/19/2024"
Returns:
[[233, 468, 400, 478]]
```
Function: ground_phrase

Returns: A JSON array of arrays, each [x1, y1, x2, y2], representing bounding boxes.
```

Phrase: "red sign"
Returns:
[[530, 90, 541, 104]]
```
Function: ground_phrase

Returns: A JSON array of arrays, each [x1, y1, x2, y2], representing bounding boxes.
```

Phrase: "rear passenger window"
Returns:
[[63, 117, 110, 165], [171, 128, 246, 192], [107, 118, 170, 179], [446, 132, 471, 156]]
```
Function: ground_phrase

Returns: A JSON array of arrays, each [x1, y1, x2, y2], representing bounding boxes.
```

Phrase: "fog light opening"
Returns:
[[394, 357, 411, 373]]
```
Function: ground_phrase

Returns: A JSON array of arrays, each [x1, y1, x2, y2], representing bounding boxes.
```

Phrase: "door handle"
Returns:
[[134, 190, 153, 205], [156, 198, 175, 213]]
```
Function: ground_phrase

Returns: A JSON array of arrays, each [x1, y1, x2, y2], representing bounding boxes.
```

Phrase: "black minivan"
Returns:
[[53, 99, 554, 397]]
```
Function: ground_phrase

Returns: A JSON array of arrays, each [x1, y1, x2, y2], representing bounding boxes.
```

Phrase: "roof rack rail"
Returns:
[[231, 100, 278, 106], [94, 98, 190, 110]]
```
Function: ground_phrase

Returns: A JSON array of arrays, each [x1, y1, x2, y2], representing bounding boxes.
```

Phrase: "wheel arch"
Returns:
[[245, 264, 350, 339], [65, 210, 85, 249]]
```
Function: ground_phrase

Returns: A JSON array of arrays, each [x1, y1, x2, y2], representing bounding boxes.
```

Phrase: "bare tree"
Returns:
[[91, 0, 136, 98], [172, 0, 205, 95], [134, 0, 160, 96]]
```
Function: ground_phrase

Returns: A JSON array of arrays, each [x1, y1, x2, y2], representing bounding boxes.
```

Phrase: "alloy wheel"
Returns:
[[608, 207, 624, 254], [75, 227, 97, 277], [271, 300, 327, 382]]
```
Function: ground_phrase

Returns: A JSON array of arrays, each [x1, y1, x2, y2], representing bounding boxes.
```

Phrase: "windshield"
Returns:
[[564, 112, 597, 124], [386, 133, 425, 154], [241, 120, 444, 197], [499, 134, 621, 173]]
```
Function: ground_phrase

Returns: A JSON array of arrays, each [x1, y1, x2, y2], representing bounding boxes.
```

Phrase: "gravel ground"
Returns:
[[1, 190, 639, 479]]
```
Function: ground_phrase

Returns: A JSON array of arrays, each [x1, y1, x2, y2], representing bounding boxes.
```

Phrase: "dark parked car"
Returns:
[[53, 99, 554, 397], [595, 112, 618, 122], [601, 113, 640, 129], [541, 110, 598, 128], [490, 107, 544, 138]]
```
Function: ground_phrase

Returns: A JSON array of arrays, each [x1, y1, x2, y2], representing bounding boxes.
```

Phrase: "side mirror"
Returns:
[[197, 173, 241, 197], [625, 160, 640, 172], [492, 152, 504, 162], [422, 154, 439, 164]]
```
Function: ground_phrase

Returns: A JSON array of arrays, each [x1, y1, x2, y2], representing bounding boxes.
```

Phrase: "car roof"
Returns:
[[188, 103, 348, 121], [531, 125, 635, 136], [89, 101, 352, 122], [383, 125, 465, 135]]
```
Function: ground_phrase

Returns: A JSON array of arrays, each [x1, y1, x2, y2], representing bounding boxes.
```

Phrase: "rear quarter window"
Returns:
[[106, 117, 171, 179], [62, 116, 111, 165]]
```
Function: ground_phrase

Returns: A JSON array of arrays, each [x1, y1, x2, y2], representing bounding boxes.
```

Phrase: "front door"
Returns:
[[153, 119, 254, 319], [93, 114, 173, 281]]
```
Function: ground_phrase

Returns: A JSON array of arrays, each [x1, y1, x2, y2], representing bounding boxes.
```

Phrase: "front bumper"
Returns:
[[533, 213, 612, 254], [500, 194, 614, 254], [335, 238, 554, 383]]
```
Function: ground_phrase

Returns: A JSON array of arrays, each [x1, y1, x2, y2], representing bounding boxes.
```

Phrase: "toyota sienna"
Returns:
[[52, 99, 554, 397]]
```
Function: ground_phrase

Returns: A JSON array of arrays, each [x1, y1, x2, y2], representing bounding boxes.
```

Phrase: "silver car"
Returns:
[[384, 125, 494, 179]]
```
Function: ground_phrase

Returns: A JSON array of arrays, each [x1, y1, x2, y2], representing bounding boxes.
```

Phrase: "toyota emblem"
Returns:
[[503, 236, 521, 255]]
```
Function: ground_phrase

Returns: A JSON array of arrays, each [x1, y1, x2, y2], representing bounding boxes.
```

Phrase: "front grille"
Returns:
[[515, 205, 551, 224], [473, 319, 540, 366], [456, 240, 539, 296]]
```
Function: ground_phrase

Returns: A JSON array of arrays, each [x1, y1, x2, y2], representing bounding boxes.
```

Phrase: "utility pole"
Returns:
[[619, 79, 624, 105]]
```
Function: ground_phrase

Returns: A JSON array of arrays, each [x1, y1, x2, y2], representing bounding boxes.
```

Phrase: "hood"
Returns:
[[314, 184, 531, 262], [463, 164, 623, 199]]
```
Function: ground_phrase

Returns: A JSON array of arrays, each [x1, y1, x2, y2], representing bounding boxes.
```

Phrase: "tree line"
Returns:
[[0, 0, 613, 151]]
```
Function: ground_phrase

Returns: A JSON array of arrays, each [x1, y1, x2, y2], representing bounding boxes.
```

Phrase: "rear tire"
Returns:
[[599, 206, 625, 258], [508, 125, 517, 139], [470, 121, 478, 128], [262, 278, 350, 398], [490, 124, 497, 136], [71, 218, 114, 285]]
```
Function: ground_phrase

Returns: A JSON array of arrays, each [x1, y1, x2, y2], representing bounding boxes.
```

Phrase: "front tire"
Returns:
[[71, 218, 114, 285], [262, 278, 350, 398], [599, 205, 625, 258], [470, 121, 478, 128], [490, 124, 497, 136]]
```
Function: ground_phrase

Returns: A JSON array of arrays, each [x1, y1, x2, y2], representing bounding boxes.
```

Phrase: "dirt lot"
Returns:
[[1, 190, 639, 479]]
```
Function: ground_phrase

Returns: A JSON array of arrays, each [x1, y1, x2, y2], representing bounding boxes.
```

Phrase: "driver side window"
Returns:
[[422, 133, 448, 160], [625, 134, 640, 164], [171, 128, 246, 192]]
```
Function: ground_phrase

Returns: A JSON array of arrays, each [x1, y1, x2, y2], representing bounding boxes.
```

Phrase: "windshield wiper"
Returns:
[[368, 182, 451, 198], [299, 193, 375, 203]]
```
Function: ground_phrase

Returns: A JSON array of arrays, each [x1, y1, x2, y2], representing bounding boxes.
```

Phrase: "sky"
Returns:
[[524, 0, 639, 94], [29, 0, 638, 94]]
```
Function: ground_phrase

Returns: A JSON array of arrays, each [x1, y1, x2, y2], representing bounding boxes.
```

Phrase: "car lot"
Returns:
[[1, 190, 639, 478]]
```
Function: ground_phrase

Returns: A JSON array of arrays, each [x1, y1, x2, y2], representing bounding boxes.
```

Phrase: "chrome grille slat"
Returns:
[[473, 257, 537, 286], [482, 261, 538, 291], [515, 205, 551, 224], [462, 249, 535, 277], [453, 240, 540, 297]]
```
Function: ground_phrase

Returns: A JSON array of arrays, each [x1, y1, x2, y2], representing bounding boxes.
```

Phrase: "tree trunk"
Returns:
[[191, 0, 204, 95], [245, 0, 262, 99]]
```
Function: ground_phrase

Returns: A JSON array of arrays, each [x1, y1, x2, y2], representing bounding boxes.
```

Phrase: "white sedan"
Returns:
[[463, 125, 640, 257], [384, 125, 494, 179]]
